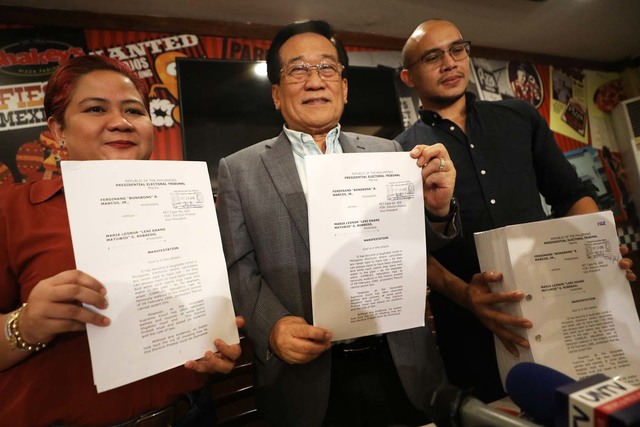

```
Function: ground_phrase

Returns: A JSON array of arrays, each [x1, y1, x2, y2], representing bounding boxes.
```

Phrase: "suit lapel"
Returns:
[[339, 132, 368, 153], [260, 132, 369, 250], [261, 133, 310, 249]]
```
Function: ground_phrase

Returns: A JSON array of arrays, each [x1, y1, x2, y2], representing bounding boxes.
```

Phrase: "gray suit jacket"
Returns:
[[216, 131, 448, 427]]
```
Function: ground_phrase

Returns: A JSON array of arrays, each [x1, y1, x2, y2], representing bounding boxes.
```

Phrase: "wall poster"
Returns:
[[0, 28, 86, 186]]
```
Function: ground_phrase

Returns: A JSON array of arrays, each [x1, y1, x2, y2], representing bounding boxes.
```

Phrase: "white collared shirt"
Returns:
[[283, 124, 343, 200]]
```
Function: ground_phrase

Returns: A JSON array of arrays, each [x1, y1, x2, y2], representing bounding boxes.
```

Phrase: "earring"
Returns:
[[58, 140, 65, 148]]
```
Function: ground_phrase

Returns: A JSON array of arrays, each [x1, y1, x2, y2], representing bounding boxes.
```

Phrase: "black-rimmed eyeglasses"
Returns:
[[406, 41, 471, 70]]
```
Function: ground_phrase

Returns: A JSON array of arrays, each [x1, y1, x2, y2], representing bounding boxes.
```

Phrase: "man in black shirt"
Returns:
[[395, 19, 635, 402]]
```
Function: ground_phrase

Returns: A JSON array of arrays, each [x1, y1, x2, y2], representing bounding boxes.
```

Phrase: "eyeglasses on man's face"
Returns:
[[280, 61, 344, 82], [407, 41, 471, 70]]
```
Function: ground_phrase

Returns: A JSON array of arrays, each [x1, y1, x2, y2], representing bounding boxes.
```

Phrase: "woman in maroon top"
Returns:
[[0, 55, 242, 426]]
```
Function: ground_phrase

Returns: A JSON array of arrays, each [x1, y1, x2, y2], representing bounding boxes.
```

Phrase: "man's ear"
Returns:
[[47, 116, 64, 142], [342, 78, 348, 104], [400, 69, 415, 88], [272, 84, 281, 110]]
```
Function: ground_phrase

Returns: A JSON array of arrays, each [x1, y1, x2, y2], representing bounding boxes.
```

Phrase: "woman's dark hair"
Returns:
[[44, 55, 149, 125], [266, 20, 349, 84]]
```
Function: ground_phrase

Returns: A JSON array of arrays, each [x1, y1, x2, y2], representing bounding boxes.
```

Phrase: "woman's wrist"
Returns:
[[4, 304, 47, 352]]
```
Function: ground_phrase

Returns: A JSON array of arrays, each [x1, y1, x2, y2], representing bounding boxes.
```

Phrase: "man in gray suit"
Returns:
[[216, 20, 457, 427]]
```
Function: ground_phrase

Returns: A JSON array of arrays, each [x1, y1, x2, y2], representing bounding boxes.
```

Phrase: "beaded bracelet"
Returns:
[[6, 303, 47, 352]]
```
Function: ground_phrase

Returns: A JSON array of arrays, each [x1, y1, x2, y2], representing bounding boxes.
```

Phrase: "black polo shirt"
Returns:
[[395, 92, 595, 402]]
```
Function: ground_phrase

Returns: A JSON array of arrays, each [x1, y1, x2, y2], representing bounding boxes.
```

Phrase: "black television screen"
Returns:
[[177, 58, 403, 190]]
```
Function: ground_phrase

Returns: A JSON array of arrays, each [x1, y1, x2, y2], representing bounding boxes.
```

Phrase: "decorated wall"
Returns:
[[0, 27, 271, 185], [465, 58, 631, 220], [0, 25, 633, 223]]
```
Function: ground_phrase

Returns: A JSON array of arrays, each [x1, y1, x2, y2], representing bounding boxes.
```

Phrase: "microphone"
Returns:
[[429, 384, 542, 427], [506, 362, 640, 427], [505, 362, 574, 426]]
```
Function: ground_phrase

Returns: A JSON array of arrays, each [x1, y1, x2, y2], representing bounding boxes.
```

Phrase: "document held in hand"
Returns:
[[62, 160, 239, 392], [306, 152, 427, 341], [474, 211, 640, 387]]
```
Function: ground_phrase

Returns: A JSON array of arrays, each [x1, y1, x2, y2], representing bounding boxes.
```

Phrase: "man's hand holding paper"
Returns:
[[474, 211, 640, 386], [410, 143, 456, 217], [465, 270, 532, 357], [469, 243, 636, 357]]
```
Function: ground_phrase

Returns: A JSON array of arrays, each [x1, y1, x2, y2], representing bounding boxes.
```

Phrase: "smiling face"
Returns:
[[401, 20, 470, 110], [48, 70, 154, 161], [271, 32, 348, 136]]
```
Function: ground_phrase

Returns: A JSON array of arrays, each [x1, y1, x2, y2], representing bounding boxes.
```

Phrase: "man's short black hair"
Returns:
[[266, 19, 349, 84]]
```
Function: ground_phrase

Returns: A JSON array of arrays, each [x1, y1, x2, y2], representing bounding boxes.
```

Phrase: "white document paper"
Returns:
[[62, 160, 239, 393], [474, 211, 640, 387], [306, 152, 427, 341]]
